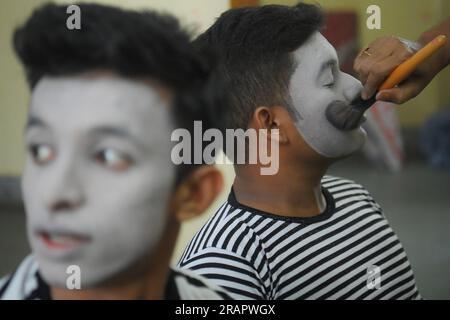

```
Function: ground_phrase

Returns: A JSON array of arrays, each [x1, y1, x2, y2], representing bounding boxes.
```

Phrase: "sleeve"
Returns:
[[168, 268, 233, 300], [0, 274, 12, 298], [179, 246, 269, 300]]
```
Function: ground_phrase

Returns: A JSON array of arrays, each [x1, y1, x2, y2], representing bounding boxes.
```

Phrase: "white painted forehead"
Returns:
[[30, 75, 174, 139], [32, 75, 165, 104], [291, 31, 337, 63]]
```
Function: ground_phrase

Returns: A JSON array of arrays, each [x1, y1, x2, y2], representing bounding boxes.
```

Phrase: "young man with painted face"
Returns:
[[178, 3, 421, 300], [0, 3, 230, 300]]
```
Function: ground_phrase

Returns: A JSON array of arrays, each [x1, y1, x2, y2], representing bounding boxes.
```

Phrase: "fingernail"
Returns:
[[375, 92, 382, 100]]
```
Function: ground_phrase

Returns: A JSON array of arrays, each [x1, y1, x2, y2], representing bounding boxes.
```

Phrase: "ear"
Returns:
[[252, 106, 289, 144], [172, 165, 223, 222]]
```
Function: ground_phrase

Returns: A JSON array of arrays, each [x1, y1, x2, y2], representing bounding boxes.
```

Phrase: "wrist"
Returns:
[[398, 37, 422, 53]]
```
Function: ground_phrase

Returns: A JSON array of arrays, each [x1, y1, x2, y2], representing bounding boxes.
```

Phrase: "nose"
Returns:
[[341, 72, 363, 103], [44, 158, 85, 213]]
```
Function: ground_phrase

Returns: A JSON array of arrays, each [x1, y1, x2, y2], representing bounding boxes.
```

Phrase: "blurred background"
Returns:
[[0, 0, 449, 299]]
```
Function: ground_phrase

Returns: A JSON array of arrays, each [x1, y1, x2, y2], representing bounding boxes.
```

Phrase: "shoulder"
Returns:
[[322, 175, 373, 196], [322, 175, 382, 212], [0, 255, 40, 300], [166, 266, 232, 300], [322, 175, 366, 189], [179, 199, 266, 261]]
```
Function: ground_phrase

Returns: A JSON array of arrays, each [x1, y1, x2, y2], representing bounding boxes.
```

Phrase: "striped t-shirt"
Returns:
[[0, 255, 231, 300], [178, 176, 421, 300]]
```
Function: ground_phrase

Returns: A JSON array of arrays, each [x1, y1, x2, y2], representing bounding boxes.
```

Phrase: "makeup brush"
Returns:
[[326, 35, 448, 131]]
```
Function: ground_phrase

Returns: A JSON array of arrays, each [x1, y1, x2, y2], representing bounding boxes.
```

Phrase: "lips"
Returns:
[[38, 230, 90, 250]]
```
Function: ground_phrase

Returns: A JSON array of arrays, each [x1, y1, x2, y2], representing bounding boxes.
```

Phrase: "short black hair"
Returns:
[[13, 3, 226, 182], [194, 2, 324, 130]]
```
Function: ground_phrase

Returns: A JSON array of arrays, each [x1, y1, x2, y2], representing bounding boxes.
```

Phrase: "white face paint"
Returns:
[[22, 76, 176, 288], [289, 32, 366, 158]]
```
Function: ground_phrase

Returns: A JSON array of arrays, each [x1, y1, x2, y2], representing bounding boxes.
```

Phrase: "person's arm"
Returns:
[[418, 18, 450, 67], [354, 18, 450, 104]]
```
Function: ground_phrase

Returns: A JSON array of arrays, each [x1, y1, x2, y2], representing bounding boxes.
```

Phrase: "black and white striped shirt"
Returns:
[[178, 176, 421, 300], [0, 255, 231, 300]]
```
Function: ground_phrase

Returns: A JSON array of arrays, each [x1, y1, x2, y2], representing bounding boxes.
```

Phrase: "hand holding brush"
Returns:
[[326, 35, 448, 131]]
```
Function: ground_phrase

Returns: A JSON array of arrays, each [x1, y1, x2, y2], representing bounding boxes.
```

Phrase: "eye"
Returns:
[[323, 67, 335, 88], [94, 148, 133, 172], [324, 80, 335, 88], [29, 144, 55, 165]]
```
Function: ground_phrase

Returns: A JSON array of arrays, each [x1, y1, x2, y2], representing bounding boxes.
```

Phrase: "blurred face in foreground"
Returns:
[[23, 74, 176, 288]]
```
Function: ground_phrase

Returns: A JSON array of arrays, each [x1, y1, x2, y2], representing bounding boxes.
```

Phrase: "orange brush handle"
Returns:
[[379, 35, 447, 91]]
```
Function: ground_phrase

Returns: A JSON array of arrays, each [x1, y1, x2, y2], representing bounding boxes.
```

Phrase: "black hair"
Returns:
[[13, 3, 226, 182], [194, 2, 324, 130]]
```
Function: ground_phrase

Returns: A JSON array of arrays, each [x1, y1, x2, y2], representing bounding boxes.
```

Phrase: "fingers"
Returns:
[[361, 56, 400, 99], [375, 79, 423, 104], [354, 37, 398, 80], [354, 36, 414, 99], [362, 47, 413, 99]]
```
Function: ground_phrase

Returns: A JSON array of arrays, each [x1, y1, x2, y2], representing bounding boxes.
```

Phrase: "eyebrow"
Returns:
[[25, 116, 47, 131], [317, 58, 337, 80], [90, 126, 145, 147], [26, 117, 145, 147]]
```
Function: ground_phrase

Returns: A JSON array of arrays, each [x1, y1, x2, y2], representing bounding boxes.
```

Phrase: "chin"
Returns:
[[329, 133, 367, 161], [38, 262, 71, 289]]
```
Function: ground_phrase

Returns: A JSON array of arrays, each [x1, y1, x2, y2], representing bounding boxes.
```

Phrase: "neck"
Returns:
[[51, 219, 180, 300], [233, 159, 329, 218]]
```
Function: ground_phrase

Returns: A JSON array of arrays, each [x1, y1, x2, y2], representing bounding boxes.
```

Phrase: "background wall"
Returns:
[[0, 0, 44, 177]]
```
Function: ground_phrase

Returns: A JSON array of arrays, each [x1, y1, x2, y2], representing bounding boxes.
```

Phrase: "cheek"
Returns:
[[21, 163, 41, 211], [86, 166, 175, 220], [89, 186, 170, 255], [292, 90, 332, 121], [88, 182, 162, 217], [290, 78, 331, 114]]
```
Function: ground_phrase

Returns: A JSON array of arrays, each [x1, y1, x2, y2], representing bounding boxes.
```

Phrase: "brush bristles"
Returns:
[[325, 101, 363, 130], [326, 96, 376, 130]]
